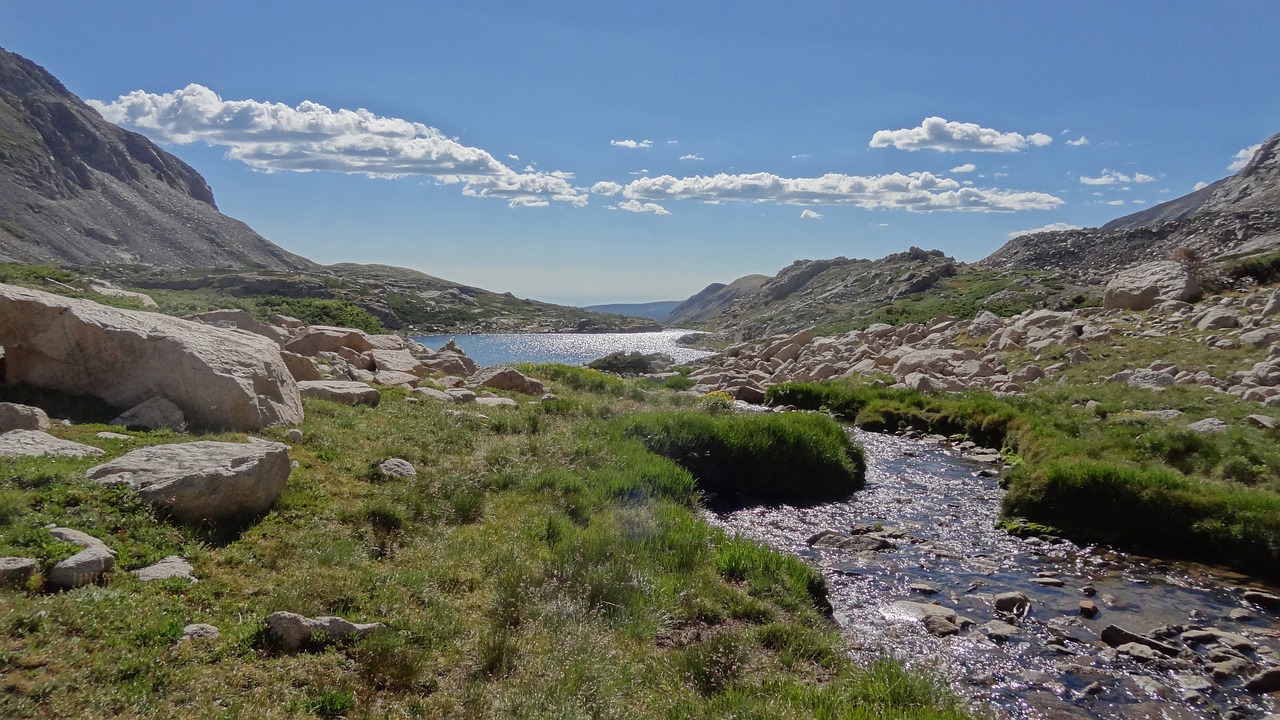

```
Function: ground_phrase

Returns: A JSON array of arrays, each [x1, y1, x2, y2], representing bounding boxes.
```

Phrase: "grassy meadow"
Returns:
[[0, 365, 972, 719]]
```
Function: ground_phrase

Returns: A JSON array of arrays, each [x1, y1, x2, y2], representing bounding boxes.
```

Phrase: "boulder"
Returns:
[[993, 591, 1031, 614], [0, 402, 50, 432], [412, 387, 455, 403], [0, 284, 302, 431], [47, 527, 116, 589], [86, 440, 291, 522], [184, 309, 290, 346], [373, 370, 420, 387], [1186, 417, 1228, 433], [132, 556, 196, 582], [280, 351, 324, 382], [1262, 288, 1280, 317], [1243, 666, 1280, 694], [468, 366, 547, 395], [1102, 261, 1200, 311], [369, 349, 426, 376], [1127, 370, 1176, 390], [445, 388, 477, 404], [0, 557, 38, 587], [180, 623, 221, 642], [1240, 328, 1280, 348], [111, 396, 186, 432], [297, 380, 381, 407], [265, 611, 382, 652], [475, 397, 519, 408], [1196, 308, 1240, 332], [377, 458, 416, 480], [0, 430, 103, 458], [1246, 414, 1277, 430], [283, 326, 375, 356], [891, 348, 976, 378]]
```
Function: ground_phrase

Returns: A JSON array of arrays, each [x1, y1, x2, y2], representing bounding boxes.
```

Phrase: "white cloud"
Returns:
[[620, 171, 1062, 212], [1228, 143, 1262, 172], [611, 139, 654, 149], [791, 153, 811, 159], [590, 181, 623, 196], [800, 209, 823, 220], [950, 163, 976, 173], [1192, 181, 1209, 191], [1104, 199, 1125, 206], [1079, 169, 1155, 186], [679, 153, 703, 161], [869, 116, 1052, 153], [667, 140, 679, 144], [89, 84, 587, 207], [507, 153, 519, 160], [615, 199, 670, 215], [1008, 222, 1081, 238], [1066, 136, 1089, 146]]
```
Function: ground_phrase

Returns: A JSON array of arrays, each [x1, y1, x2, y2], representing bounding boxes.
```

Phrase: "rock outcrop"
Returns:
[[0, 284, 303, 431], [1103, 261, 1200, 311], [0, 429, 103, 458], [85, 440, 291, 522]]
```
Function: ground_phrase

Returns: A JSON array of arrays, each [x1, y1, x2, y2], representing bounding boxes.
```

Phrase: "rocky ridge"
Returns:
[[0, 46, 314, 271]]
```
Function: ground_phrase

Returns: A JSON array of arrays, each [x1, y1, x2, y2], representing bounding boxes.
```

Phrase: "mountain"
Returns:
[[982, 131, 1280, 276], [666, 274, 769, 325], [0, 46, 313, 270], [581, 300, 681, 321]]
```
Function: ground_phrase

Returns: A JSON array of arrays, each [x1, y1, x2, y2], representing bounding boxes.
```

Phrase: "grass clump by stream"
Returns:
[[767, 379, 1280, 575], [0, 371, 972, 719]]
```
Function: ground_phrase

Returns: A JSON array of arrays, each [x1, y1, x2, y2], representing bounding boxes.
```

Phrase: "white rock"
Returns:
[[1103, 261, 1199, 311], [0, 430, 103, 458], [265, 610, 382, 651], [297, 380, 381, 406], [0, 284, 302, 431], [377, 458, 416, 480], [1186, 418, 1228, 433], [86, 440, 291, 522], [180, 623, 221, 641], [47, 527, 116, 589], [132, 555, 196, 582]]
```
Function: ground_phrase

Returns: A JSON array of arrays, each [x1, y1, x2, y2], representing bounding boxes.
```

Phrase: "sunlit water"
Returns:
[[708, 430, 1280, 720], [412, 330, 714, 367]]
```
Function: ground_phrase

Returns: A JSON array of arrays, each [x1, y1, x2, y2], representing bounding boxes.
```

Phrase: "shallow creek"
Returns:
[[706, 430, 1280, 719]]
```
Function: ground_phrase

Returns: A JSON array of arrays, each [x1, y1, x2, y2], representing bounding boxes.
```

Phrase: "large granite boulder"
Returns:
[[468, 366, 547, 395], [0, 430, 103, 458], [0, 402, 50, 432], [0, 284, 302, 431], [1103, 261, 1200, 311], [283, 326, 375, 356], [85, 440, 291, 522]]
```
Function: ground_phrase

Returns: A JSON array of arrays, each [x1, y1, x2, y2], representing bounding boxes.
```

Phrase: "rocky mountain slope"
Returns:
[[0, 47, 314, 270], [983, 132, 1280, 276], [582, 300, 681, 321], [667, 274, 769, 325]]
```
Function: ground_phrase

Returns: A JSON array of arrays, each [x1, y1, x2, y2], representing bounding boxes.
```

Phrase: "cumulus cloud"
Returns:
[[1008, 222, 1081, 238], [679, 153, 703, 161], [89, 84, 586, 207], [1192, 181, 1209, 191], [611, 139, 654, 149], [1079, 169, 1155, 185], [620, 171, 1062, 212], [1066, 136, 1089, 146], [800, 209, 823, 220], [615, 199, 670, 215], [1228, 143, 1263, 172], [869, 117, 1052, 153], [950, 163, 976, 173], [590, 181, 623, 196]]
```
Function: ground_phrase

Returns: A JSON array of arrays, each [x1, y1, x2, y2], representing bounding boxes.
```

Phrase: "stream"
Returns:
[[707, 429, 1280, 719]]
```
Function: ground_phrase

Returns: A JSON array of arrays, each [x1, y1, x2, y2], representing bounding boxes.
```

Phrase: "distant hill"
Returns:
[[581, 300, 680, 321], [667, 274, 769, 325], [0, 46, 314, 271], [982, 131, 1280, 277]]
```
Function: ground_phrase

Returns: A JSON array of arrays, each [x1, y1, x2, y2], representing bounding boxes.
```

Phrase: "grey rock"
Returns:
[[474, 397, 519, 408], [0, 430, 103, 458], [1243, 666, 1280, 693], [132, 556, 196, 582], [0, 402, 50, 432], [411, 386, 455, 403], [111, 396, 187, 432], [377, 458, 416, 480], [909, 582, 940, 595], [1117, 642, 1162, 661], [1246, 414, 1277, 430], [283, 326, 375, 356], [1032, 576, 1065, 587], [0, 284, 302, 431], [1186, 417, 1228, 433], [265, 610, 383, 651], [0, 557, 38, 587], [285, 429, 304, 443], [47, 527, 116, 589], [444, 388, 477, 404], [1103, 261, 1200, 311], [1127, 369, 1176, 390], [297, 380, 381, 407], [86, 440, 291, 522], [96, 431, 132, 440], [1099, 624, 1180, 656], [1196, 307, 1240, 332], [180, 623, 221, 641], [469, 366, 547, 395], [984, 620, 1022, 641], [994, 591, 1031, 614]]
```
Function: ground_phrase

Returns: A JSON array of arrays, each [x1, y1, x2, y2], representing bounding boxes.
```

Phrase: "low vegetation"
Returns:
[[768, 378, 1280, 574], [0, 373, 972, 719]]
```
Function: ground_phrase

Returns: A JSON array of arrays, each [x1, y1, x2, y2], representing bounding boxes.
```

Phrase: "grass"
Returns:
[[0, 371, 972, 719], [767, 377, 1280, 575]]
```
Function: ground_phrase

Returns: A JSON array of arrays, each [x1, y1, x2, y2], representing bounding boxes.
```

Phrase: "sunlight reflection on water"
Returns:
[[412, 330, 714, 367]]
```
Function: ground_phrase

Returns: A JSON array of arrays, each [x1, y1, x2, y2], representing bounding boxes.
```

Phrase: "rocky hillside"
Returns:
[[983, 131, 1280, 276], [0, 47, 314, 270], [667, 274, 769, 325]]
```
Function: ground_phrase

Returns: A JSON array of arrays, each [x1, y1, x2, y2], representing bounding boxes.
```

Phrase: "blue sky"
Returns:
[[4, 2, 1278, 305]]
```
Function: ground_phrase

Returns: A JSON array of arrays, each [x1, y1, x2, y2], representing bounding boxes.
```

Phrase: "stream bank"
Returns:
[[708, 430, 1280, 719]]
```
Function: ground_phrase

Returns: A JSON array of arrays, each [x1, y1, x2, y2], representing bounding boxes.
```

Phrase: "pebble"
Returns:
[[1079, 600, 1099, 618]]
